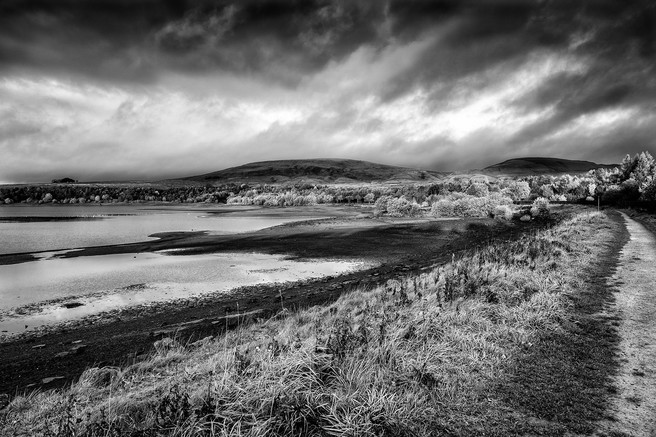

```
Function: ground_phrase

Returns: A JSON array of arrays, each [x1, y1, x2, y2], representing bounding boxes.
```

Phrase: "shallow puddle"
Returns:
[[0, 252, 371, 337]]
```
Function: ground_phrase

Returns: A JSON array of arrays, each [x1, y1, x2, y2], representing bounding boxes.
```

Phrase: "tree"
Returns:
[[631, 151, 655, 191], [502, 181, 531, 202], [466, 183, 489, 198], [539, 184, 554, 198], [620, 153, 637, 181], [643, 179, 656, 201]]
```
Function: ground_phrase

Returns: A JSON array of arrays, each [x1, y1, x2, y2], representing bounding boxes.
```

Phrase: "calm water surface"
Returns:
[[0, 252, 366, 336], [0, 205, 370, 337], [0, 205, 303, 254]]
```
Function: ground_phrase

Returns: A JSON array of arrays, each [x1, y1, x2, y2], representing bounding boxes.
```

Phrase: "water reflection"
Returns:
[[0, 205, 309, 255], [0, 205, 367, 339], [0, 252, 370, 337]]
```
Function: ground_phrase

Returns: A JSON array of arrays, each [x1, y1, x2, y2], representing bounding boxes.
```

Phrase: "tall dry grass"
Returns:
[[0, 212, 614, 436]]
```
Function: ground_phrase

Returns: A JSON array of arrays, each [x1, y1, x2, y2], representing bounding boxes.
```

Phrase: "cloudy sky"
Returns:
[[1, 0, 655, 182]]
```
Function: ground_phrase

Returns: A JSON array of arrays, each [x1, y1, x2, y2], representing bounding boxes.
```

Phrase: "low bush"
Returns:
[[530, 197, 550, 217], [386, 197, 422, 217], [374, 196, 422, 217], [465, 183, 489, 198], [493, 204, 514, 221], [429, 193, 513, 218]]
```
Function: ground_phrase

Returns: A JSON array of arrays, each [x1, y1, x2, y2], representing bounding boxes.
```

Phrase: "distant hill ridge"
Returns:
[[185, 159, 442, 183], [179, 156, 618, 185], [482, 157, 617, 176]]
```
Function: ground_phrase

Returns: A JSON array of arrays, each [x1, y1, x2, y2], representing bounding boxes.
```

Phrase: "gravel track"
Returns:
[[598, 212, 656, 436]]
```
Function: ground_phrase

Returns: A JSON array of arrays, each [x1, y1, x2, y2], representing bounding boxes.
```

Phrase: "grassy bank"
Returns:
[[0, 210, 621, 436]]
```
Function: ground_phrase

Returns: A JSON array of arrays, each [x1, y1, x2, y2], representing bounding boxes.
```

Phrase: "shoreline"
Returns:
[[0, 203, 353, 265], [0, 254, 376, 340], [0, 209, 545, 395]]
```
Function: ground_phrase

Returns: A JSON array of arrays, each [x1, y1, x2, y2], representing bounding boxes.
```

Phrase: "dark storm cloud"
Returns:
[[0, 2, 563, 79], [502, 0, 656, 150], [507, 73, 639, 148], [1, 0, 654, 87], [0, 0, 178, 81], [384, 0, 656, 101], [2, 0, 656, 182], [0, 0, 384, 83]]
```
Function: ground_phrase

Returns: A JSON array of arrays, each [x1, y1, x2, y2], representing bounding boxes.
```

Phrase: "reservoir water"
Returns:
[[0, 205, 369, 337], [0, 205, 304, 255]]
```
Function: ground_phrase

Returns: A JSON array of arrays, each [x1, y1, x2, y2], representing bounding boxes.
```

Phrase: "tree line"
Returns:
[[2, 152, 655, 209]]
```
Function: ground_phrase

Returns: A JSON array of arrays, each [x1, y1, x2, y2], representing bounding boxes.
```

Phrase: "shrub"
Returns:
[[502, 181, 531, 201], [602, 180, 640, 205], [619, 180, 640, 201], [452, 196, 487, 217], [530, 197, 550, 217], [430, 199, 455, 217], [486, 192, 514, 209], [466, 183, 489, 198], [373, 195, 391, 215], [539, 184, 555, 198], [317, 194, 334, 204], [430, 193, 513, 218], [386, 197, 421, 217], [264, 195, 283, 207], [601, 185, 620, 204], [493, 205, 514, 221], [642, 179, 656, 201]]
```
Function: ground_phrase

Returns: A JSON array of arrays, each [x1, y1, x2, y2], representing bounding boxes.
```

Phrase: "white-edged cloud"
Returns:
[[0, 42, 651, 182]]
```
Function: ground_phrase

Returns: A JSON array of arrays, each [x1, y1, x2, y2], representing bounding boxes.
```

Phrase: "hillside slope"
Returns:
[[483, 157, 616, 176], [184, 159, 442, 184]]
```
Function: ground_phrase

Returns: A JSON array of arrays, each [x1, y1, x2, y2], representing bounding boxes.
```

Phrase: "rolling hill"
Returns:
[[184, 159, 443, 184], [482, 157, 616, 176], [175, 156, 617, 186]]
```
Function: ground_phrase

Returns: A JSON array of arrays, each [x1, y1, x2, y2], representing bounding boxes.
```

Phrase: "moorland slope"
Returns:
[[483, 157, 615, 176], [183, 158, 442, 184]]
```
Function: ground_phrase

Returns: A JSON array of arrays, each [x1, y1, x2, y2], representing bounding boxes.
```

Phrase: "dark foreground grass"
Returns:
[[497, 210, 628, 436], [0, 211, 624, 436]]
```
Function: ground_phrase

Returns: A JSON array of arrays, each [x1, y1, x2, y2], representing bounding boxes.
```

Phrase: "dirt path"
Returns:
[[599, 212, 656, 436]]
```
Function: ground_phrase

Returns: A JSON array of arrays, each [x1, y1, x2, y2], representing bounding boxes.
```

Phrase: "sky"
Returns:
[[1, 0, 655, 183]]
